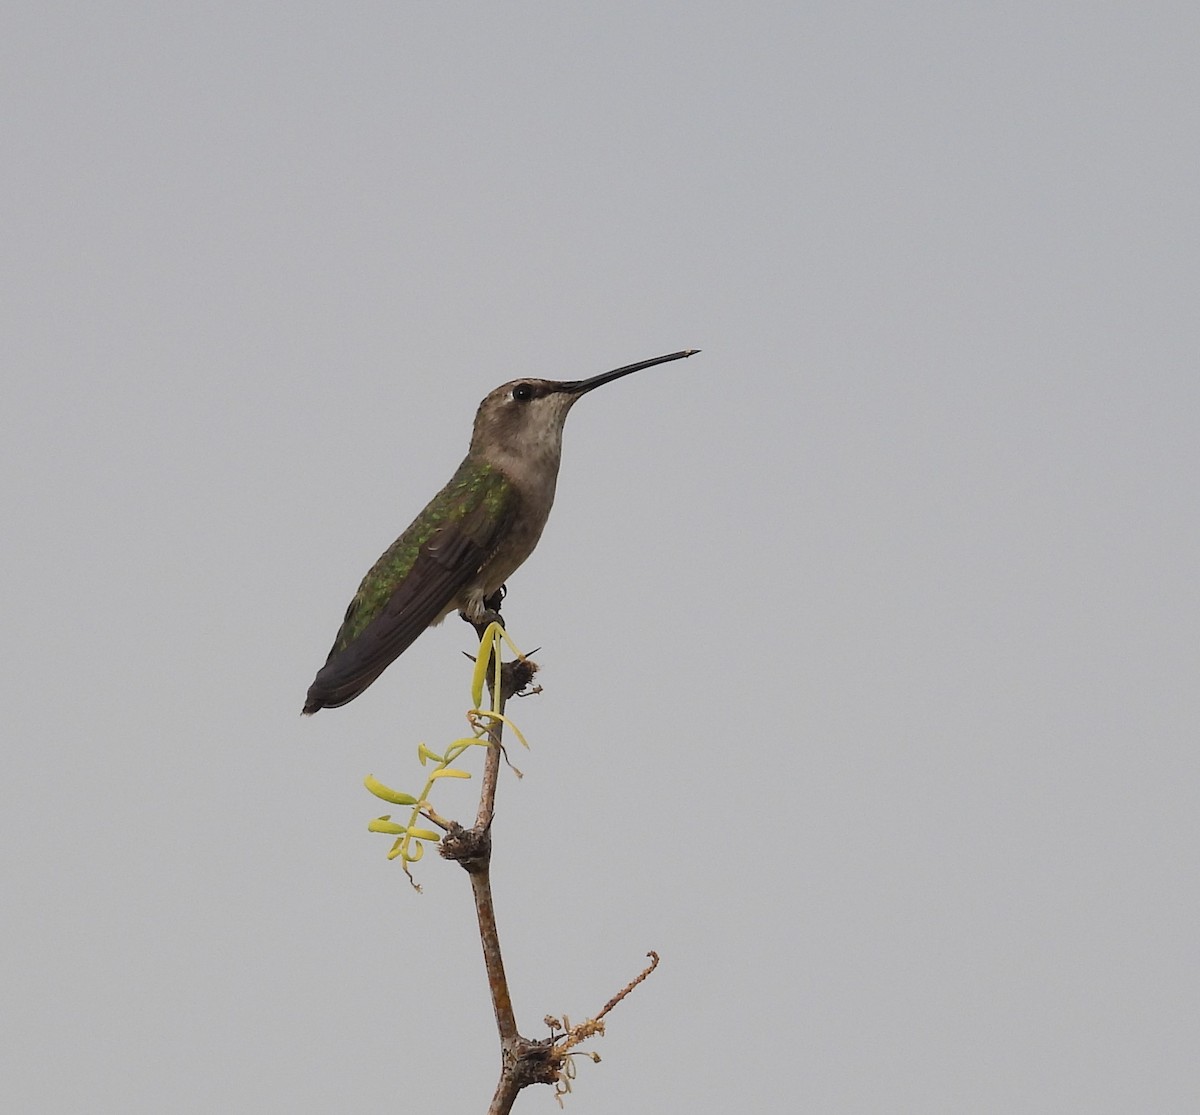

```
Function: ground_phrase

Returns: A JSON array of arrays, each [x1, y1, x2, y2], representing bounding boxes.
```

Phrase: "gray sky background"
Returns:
[[4, 3, 1198, 1112]]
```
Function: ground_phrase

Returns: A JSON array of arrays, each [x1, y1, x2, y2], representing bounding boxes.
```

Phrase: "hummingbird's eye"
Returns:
[[511, 383, 534, 402]]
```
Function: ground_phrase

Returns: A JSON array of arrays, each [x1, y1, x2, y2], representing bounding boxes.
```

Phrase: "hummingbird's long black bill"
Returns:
[[560, 348, 700, 396]]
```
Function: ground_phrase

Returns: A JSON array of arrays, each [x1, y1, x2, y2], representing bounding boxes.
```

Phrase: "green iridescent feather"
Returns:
[[333, 457, 517, 649]]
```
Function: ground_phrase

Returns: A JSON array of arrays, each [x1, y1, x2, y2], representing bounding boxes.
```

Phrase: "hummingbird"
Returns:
[[302, 348, 700, 714]]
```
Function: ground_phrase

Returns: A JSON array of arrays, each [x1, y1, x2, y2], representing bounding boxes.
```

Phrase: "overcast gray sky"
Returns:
[[4, 3, 1198, 1112]]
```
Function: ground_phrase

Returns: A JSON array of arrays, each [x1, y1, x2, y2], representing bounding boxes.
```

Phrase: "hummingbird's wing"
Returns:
[[303, 464, 521, 713]]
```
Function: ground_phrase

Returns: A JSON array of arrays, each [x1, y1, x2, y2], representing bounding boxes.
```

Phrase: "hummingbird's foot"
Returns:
[[462, 606, 503, 632], [460, 585, 507, 640]]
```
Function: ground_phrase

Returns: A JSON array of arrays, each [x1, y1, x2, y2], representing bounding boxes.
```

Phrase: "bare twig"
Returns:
[[596, 951, 660, 1025]]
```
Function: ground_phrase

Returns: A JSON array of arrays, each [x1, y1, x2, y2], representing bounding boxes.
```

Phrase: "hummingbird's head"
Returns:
[[468, 350, 700, 466], [470, 378, 580, 466]]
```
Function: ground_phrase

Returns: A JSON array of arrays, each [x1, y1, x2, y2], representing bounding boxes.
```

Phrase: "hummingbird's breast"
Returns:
[[454, 452, 561, 620]]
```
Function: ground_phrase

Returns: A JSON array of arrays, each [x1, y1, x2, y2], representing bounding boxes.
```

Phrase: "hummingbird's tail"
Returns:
[[301, 588, 449, 713], [303, 672, 381, 714]]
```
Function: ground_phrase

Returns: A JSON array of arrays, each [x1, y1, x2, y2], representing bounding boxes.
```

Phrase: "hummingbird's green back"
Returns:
[[334, 456, 518, 650], [302, 456, 522, 712]]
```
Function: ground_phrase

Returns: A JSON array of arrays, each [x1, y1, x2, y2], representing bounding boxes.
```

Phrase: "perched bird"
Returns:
[[303, 349, 699, 713]]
